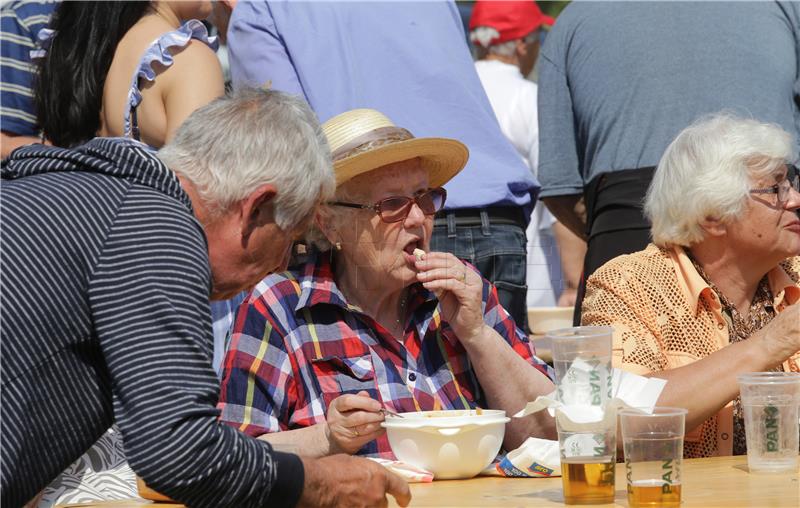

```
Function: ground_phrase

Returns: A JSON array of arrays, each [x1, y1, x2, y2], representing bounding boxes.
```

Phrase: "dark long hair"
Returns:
[[34, 1, 152, 147]]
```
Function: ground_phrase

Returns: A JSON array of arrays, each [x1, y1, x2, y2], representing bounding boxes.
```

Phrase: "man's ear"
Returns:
[[240, 184, 278, 238], [515, 38, 528, 57], [699, 215, 727, 238]]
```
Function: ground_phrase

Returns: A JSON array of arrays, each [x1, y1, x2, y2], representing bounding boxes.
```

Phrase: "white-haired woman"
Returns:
[[218, 109, 556, 459], [582, 114, 800, 458]]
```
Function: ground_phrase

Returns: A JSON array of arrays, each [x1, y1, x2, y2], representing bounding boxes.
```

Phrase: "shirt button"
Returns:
[[717, 323, 724, 330], [408, 372, 417, 382], [721, 433, 729, 440]]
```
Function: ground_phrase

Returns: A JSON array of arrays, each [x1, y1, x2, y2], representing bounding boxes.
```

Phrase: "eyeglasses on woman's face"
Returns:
[[329, 187, 447, 223], [749, 165, 800, 204]]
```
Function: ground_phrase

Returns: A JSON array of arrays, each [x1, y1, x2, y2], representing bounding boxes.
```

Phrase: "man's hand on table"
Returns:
[[298, 454, 411, 507]]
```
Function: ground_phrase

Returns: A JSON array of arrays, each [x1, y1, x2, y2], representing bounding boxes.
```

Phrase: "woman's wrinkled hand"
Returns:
[[761, 304, 800, 364], [326, 391, 385, 455], [415, 251, 486, 345]]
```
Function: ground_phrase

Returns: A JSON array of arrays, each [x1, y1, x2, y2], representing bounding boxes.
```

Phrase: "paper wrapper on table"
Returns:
[[514, 367, 667, 430], [480, 437, 562, 478], [369, 457, 434, 483]]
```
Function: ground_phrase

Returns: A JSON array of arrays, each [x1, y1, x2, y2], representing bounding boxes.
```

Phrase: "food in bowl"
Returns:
[[381, 409, 509, 480]]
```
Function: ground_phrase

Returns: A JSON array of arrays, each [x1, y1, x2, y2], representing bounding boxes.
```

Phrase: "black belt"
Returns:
[[433, 206, 526, 227], [584, 167, 655, 238]]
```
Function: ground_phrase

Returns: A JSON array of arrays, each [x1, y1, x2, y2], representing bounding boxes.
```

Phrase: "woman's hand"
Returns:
[[325, 391, 385, 455], [759, 304, 800, 365], [415, 252, 486, 344]]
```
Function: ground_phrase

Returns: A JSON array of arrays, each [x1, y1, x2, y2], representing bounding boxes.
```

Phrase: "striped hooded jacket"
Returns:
[[0, 138, 302, 507]]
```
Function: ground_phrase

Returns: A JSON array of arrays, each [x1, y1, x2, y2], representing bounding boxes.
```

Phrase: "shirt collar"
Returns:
[[294, 250, 438, 314], [768, 263, 800, 308], [669, 245, 800, 314]]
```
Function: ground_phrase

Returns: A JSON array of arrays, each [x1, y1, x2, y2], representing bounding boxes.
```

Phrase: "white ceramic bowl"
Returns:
[[528, 306, 574, 335], [381, 409, 509, 480]]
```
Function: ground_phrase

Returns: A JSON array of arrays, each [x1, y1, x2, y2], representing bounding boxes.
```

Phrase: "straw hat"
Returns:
[[321, 108, 469, 187]]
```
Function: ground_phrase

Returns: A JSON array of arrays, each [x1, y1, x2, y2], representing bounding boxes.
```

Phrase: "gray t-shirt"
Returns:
[[538, 1, 800, 198]]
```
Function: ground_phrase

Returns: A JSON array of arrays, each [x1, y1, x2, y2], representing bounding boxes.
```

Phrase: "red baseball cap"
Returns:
[[469, 1, 555, 45]]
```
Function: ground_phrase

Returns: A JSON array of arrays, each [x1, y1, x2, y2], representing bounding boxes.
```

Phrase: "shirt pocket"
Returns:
[[310, 353, 378, 410]]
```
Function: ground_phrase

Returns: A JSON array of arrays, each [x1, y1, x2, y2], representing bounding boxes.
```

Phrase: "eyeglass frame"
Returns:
[[748, 164, 800, 204], [329, 187, 447, 223]]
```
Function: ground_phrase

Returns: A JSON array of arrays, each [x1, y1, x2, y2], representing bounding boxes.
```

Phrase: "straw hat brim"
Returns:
[[334, 137, 469, 188]]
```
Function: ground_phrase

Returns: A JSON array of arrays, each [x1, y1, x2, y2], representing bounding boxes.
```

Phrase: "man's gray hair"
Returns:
[[158, 88, 335, 230], [645, 113, 795, 248], [470, 26, 537, 59]]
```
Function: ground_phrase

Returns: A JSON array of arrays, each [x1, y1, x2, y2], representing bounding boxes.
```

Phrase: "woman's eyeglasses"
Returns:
[[330, 187, 447, 223], [749, 165, 800, 204]]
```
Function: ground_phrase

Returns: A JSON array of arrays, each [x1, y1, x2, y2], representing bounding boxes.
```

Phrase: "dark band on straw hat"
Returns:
[[331, 126, 414, 162]]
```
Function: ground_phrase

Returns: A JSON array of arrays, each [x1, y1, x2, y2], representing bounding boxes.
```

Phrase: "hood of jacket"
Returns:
[[1, 137, 192, 212]]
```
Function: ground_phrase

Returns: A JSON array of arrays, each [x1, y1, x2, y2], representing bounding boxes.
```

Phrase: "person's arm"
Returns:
[[298, 455, 411, 507], [1, 4, 47, 157], [582, 272, 800, 433], [552, 220, 587, 306], [92, 197, 302, 507], [257, 392, 386, 457], [643, 306, 799, 432], [457, 324, 557, 448], [159, 40, 225, 142], [536, 50, 586, 236], [219, 290, 386, 459], [542, 195, 587, 240], [1, 132, 43, 158], [226, 1, 305, 95], [416, 253, 557, 449]]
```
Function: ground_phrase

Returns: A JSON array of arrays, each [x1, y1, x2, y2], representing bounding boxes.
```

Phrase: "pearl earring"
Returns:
[[335, 241, 342, 251]]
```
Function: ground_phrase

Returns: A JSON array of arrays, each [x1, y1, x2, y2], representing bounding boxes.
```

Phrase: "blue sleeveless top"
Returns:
[[35, 20, 218, 143], [124, 19, 218, 140]]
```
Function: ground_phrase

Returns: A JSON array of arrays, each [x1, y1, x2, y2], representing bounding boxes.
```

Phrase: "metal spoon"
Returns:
[[381, 407, 405, 418]]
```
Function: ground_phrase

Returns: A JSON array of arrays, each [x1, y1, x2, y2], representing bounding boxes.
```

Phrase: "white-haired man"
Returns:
[[1, 88, 410, 508]]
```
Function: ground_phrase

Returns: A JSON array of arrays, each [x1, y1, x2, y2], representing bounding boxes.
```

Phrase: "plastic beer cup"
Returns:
[[737, 372, 800, 473], [620, 407, 687, 508], [556, 410, 617, 505], [548, 326, 613, 407]]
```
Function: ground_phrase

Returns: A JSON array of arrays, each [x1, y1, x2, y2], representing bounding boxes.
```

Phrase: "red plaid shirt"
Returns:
[[218, 252, 553, 457]]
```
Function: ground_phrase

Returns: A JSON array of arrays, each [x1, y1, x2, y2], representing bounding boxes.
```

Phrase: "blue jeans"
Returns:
[[431, 217, 528, 333]]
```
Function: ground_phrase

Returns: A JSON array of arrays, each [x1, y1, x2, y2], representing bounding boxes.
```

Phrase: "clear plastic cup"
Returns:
[[619, 407, 687, 508], [737, 372, 800, 473], [548, 326, 613, 407], [556, 411, 617, 505]]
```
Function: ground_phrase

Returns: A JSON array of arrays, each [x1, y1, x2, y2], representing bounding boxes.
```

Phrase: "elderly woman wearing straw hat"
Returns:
[[218, 108, 556, 457], [581, 114, 800, 458]]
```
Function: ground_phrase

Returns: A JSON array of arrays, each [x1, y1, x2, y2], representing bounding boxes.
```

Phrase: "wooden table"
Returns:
[[393, 456, 799, 507], [57, 456, 798, 508]]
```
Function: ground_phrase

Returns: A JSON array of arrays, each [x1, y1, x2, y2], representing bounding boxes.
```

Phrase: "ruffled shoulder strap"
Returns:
[[30, 27, 55, 59], [124, 19, 218, 140]]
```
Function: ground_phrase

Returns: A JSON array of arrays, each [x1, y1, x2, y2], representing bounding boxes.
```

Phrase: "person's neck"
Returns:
[[334, 257, 409, 334], [176, 175, 208, 223], [687, 242, 771, 316]]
